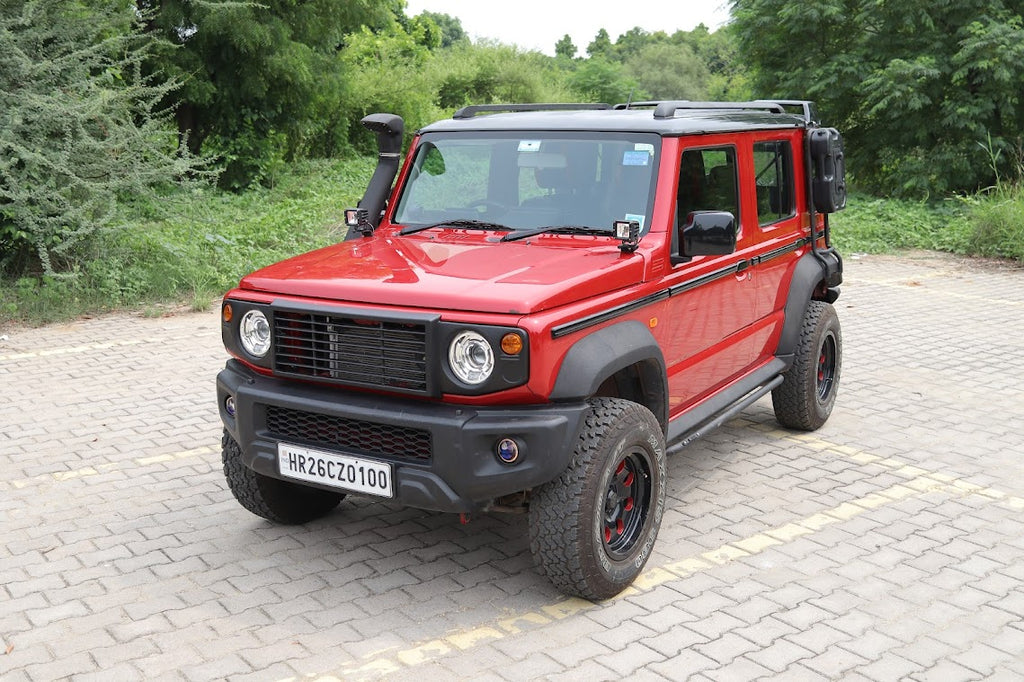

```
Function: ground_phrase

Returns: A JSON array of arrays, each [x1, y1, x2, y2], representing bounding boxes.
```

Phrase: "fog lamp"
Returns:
[[496, 438, 520, 464]]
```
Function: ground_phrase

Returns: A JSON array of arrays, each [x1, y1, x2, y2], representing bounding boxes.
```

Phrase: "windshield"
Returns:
[[392, 131, 660, 234]]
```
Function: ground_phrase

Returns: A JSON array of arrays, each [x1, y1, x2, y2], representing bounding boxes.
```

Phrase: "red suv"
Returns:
[[217, 101, 846, 600]]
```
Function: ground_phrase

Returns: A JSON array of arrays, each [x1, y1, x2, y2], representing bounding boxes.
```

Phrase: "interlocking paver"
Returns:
[[2, 253, 1024, 680]]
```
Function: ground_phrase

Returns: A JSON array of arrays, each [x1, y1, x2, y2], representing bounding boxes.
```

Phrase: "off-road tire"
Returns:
[[529, 398, 667, 601], [773, 300, 842, 431], [222, 430, 344, 524]]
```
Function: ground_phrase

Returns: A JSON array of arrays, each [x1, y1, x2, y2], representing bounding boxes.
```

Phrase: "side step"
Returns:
[[665, 360, 786, 455]]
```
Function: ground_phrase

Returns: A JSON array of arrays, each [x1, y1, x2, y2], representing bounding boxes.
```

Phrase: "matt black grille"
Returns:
[[274, 311, 428, 393], [266, 405, 432, 462]]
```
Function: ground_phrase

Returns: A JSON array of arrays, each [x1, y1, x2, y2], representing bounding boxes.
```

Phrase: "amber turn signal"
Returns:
[[222, 303, 233, 323], [500, 333, 523, 355]]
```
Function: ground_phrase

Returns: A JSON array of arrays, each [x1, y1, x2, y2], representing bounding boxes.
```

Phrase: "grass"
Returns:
[[3, 163, 1023, 328], [832, 188, 1024, 263], [830, 192, 970, 255]]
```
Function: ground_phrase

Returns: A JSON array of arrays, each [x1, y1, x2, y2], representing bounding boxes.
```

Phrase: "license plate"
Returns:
[[277, 443, 393, 498]]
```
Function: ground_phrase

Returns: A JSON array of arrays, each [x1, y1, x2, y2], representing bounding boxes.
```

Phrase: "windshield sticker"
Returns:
[[518, 140, 541, 153], [624, 213, 646, 229], [634, 143, 655, 155], [622, 150, 650, 167]]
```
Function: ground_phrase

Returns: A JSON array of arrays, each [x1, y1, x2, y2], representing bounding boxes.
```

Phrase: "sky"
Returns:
[[403, 1, 732, 56]]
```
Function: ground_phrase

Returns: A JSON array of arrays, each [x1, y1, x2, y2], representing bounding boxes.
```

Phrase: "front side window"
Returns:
[[753, 140, 795, 226], [676, 146, 739, 225], [393, 132, 660, 233]]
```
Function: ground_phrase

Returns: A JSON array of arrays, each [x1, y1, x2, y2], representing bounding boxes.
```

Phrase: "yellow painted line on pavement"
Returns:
[[0, 337, 162, 362], [305, 475, 948, 682], [6, 445, 216, 490], [774, 429, 1024, 510], [854, 275, 1024, 307], [291, 429, 1024, 681]]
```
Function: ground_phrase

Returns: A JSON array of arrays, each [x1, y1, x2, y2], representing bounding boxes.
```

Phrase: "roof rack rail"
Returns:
[[655, 101, 786, 119], [452, 103, 612, 119], [615, 99, 819, 125], [759, 100, 819, 125]]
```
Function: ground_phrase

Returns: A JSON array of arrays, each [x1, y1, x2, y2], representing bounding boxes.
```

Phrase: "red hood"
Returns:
[[238, 231, 647, 315]]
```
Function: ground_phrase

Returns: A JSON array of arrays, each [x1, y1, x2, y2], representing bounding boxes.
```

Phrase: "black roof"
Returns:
[[419, 101, 814, 137]]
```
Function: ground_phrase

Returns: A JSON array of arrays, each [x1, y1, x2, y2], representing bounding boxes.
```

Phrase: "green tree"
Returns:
[[732, 0, 1024, 195], [0, 0, 207, 274], [568, 57, 641, 104], [555, 33, 577, 59], [586, 28, 614, 59], [673, 24, 751, 100], [139, 0, 397, 188], [417, 11, 467, 48], [340, 23, 438, 151], [613, 27, 670, 63], [625, 43, 708, 100], [431, 42, 571, 112]]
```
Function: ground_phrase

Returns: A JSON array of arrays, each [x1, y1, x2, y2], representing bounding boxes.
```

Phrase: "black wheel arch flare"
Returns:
[[549, 320, 669, 433], [777, 251, 841, 366]]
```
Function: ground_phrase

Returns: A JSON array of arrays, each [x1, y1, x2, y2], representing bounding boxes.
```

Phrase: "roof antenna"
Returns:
[[625, 88, 635, 109]]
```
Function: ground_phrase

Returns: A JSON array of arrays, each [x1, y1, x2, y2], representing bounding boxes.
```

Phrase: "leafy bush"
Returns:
[[0, 0, 210, 275], [1, 157, 374, 325], [831, 193, 970, 254]]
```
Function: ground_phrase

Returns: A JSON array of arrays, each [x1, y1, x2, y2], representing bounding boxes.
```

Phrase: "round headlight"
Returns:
[[239, 310, 271, 358], [448, 331, 494, 385]]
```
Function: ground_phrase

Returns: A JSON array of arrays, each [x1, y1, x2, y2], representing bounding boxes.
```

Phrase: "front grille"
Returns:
[[273, 311, 428, 393], [266, 405, 432, 462]]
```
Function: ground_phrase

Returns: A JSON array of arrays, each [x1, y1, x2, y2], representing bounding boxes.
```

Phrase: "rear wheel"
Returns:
[[529, 398, 666, 601], [222, 430, 344, 524], [773, 300, 842, 430]]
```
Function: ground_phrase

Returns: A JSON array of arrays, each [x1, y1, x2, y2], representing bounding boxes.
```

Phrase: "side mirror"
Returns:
[[809, 128, 846, 213], [673, 211, 737, 264]]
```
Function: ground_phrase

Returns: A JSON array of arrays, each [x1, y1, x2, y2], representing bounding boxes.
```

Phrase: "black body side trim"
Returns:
[[552, 290, 669, 339], [753, 238, 808, 265], [552, 236, 807, 339], [667, 262, 741, 297]]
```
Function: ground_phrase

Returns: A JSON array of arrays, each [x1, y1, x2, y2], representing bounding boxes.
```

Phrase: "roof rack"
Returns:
[[614, 99, 819, 125], [452, 103, 612, 119], [764, 100, 819, 126]]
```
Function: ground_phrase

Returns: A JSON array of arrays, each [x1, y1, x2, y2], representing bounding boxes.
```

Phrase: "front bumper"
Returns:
[[216, 360, 587, 513]]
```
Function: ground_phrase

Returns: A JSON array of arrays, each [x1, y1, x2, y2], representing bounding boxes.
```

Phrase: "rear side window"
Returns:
[[753, 141, 795, 226]]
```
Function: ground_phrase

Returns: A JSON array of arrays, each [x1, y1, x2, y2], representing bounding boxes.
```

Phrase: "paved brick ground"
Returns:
[[2, 252, 1023, 681]]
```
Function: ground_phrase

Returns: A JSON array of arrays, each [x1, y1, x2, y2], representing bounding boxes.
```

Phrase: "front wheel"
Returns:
[[772, 300, 842, 431], [222, 430, 344, 524], [529, 398, 667, 601]]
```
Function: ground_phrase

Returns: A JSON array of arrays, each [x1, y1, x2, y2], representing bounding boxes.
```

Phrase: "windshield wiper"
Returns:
[[501, 225, 612, 243], [400, 219, 511, 236]]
